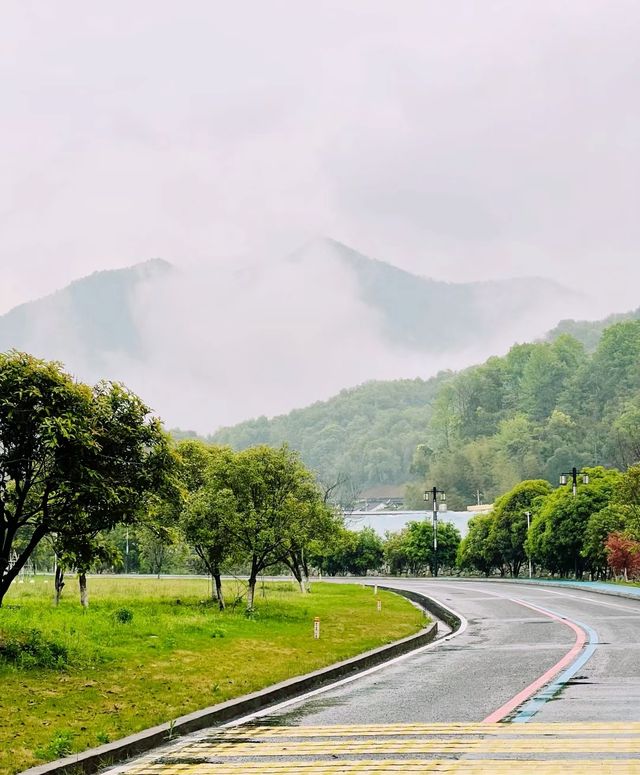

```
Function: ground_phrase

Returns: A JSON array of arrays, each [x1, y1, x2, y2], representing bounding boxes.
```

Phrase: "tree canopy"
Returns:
[[0, 352, 173, 605]]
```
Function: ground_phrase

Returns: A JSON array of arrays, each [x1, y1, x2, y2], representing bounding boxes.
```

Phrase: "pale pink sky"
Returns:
[[2, 0, 639, 316]]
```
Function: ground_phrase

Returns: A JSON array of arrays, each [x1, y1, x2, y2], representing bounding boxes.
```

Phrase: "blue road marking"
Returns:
[[511, 604, 599, 723]]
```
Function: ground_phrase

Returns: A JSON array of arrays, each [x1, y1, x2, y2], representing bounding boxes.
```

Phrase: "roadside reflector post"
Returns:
[[314, 616, 320, 639], [377, 599, 382, 612], [374, 584, 378, 595]]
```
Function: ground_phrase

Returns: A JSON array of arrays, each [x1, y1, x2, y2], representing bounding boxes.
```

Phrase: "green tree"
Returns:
[[615, 463, 640, 534], [456, 513, 501, 576], [582, 505, 628, 578], [0, 354, 172, 606], [528, 467, 621, 578], [384, 528, 411, 575], [404, 520, 460, 576], [177, 442, 239, 609], [222, 445, 329, 610], [309, 526, 383, 576], [489, 479, 552, 577]]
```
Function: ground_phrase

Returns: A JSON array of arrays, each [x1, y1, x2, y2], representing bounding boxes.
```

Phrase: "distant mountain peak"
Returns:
[[0, 257, 174, 370]]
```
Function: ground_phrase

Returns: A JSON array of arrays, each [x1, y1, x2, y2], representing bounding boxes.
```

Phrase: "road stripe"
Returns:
[[483, 598, 597, 723], [128, 762, 640, 774], [117, 723, 640, 774]]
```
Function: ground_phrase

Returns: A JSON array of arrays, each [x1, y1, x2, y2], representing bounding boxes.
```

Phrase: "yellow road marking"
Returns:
[[164, 739, 640, 756], [120, 723, 640, 773], [127, 761, 640, 774]]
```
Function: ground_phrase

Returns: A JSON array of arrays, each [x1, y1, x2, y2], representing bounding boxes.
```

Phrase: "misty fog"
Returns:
[[2, 1, 639, 429]]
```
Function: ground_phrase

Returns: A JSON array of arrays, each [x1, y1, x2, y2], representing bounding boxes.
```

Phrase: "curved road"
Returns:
[[109, 579, 640, 774], [260, 578, 640, 725]]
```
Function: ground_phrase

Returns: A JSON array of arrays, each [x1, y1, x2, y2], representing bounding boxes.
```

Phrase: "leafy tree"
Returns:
[[309, 526, 383, 576], [384, 528, 411, 575], [606, 532, 640, 581], [0, 353, 172, 606], [176, 442, 238, 609], [582, 505, 628, 578], [404, 520, 460, 576], [52, 530, 119, 607], [182, 484, 238, 609], [528, 467, 621, 578], [347, 527, 384, 575], [137, 523, 185, 578], [222, 445, 329, 610], [489, 479, 552, 577], [456, 513, 501, 576]]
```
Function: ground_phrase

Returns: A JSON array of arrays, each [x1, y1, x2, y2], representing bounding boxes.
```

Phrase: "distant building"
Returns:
[[466, 503, 494, 515]]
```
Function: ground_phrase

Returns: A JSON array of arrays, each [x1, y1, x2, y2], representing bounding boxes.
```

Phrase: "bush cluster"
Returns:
[[0, 628, 68, 669]]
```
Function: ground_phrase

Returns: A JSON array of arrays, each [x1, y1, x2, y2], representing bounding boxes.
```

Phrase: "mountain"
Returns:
[[0, 258, 172, 373], [292, 238, 581, 352], [0, 239, 594, 429]]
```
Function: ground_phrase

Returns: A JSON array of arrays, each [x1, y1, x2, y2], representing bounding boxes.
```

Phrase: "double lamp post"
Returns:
[[424, 486, 447, 577]]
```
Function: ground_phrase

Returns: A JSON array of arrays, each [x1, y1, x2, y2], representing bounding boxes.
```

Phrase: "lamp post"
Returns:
[[559, 467, 589, 497], [424, 487, 447, 577], [524, 510, 532, 579]]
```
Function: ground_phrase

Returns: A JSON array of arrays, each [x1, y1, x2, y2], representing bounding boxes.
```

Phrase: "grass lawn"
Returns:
[[0, 576, 425, 773]]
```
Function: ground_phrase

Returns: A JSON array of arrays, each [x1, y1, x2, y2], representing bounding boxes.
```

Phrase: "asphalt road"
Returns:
[[108, 579, 640, 774], [243, 578, 640, 725]]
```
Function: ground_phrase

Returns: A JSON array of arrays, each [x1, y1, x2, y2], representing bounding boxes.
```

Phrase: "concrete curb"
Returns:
[[448, 576, 640, 603], [377, 585, 461, 630], [21, 588, 446, 775]]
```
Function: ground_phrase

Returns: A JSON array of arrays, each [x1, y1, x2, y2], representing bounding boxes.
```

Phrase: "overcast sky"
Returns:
[[2, 0, 639, 316]]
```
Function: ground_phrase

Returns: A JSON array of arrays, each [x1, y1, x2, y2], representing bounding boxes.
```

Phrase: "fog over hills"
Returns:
[[0, 239, 592, 430]]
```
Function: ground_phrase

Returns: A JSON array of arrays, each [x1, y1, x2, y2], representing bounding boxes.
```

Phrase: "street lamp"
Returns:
[[424, 487, 447, 578], [559, 467, 590, 497], [524, 510, 532, 579]]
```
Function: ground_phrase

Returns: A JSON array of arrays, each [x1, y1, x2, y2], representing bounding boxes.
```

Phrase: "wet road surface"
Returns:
[[106, 578, 640, 773]]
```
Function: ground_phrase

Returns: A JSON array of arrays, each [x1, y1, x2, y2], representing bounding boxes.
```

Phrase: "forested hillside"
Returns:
[[411, 320, 640, 508], [197, 319, 640, 510], [546, 306, 640, 352], [206, 377, 451, 491]]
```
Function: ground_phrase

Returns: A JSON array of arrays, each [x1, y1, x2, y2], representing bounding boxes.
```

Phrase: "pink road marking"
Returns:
[[482, 598, 586, 723]]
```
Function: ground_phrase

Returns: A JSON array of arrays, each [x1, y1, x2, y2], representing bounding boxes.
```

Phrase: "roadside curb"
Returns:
[[371, 584, 461, 630], [452, 576, 640, 603], [20, 588, 447, 775]]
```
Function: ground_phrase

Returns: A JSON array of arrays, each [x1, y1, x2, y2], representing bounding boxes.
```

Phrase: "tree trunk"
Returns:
[[0, 522, 48, 607], [79, 572, 89, 609], [289, 559, 306, 593], [301, 554, 311, 592], [247, 576, 256, 611], [54, 566, 65, 606], [211, 573, 218, 602], [214, 573, 225, 611]]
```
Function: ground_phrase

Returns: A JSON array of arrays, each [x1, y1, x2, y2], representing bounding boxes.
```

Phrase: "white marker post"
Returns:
[[377, 599, 382, 612], [314, 616, 320, 639], [374, 584, 378, 595]]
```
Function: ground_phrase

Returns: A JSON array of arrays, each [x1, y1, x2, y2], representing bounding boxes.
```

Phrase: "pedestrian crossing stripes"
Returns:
[[119, 724, 640, 774]]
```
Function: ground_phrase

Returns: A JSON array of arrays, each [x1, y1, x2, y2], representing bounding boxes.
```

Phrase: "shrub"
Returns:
[[0, 628, 68, 669], [36, 730, 74, 759], [113, 607, 133, 624]]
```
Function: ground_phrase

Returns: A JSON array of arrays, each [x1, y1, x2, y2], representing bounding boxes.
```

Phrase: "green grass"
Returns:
[[0, 576, 425, 773]]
